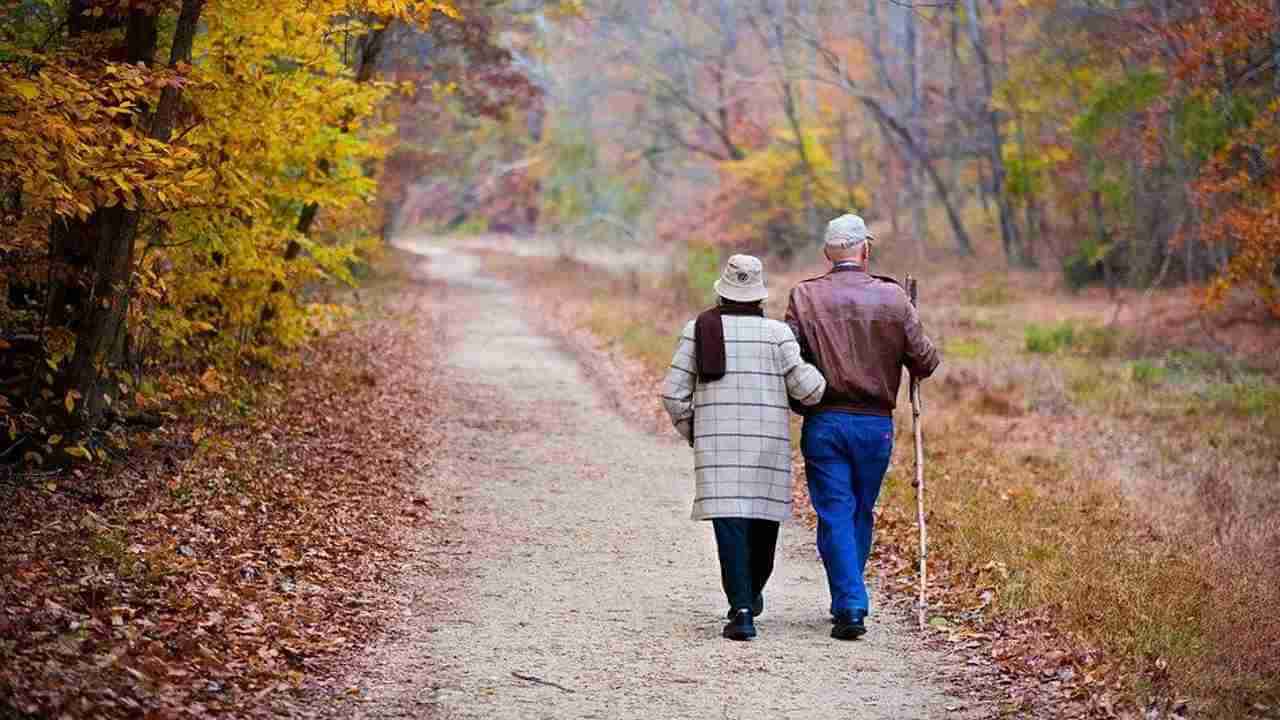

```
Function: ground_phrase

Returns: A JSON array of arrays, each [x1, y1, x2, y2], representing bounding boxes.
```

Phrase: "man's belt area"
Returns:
[[789, 391, 893, 417]]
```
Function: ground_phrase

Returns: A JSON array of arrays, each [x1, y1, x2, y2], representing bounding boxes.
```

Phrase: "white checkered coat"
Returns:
[[662, 315, 826, 522]]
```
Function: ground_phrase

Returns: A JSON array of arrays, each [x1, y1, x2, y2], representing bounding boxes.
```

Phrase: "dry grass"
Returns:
[[488, 246, 1280, 717], [914, 270, 1280, 715]]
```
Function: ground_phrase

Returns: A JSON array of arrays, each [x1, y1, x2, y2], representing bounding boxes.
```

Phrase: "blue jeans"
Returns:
[[801, 411, 894, 618]]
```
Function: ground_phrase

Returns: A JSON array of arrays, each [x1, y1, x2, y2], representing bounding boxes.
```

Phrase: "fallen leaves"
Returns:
[[0, 274, 445, 718]]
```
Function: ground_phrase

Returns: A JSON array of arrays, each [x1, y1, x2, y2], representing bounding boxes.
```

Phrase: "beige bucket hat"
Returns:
[[714, 254, 768, 303]]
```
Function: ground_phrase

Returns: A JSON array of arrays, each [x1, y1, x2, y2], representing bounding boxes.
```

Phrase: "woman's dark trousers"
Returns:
[[711, 518, 780, 613]]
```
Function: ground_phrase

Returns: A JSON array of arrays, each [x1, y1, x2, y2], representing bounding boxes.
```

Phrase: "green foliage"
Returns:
[[1073, 71, 1166, 145], [1130, 360, 1168, 386], [685, 243, 721, 307], [537, 122, 650, 235], [944, 338, 988, 360], [1025, 321, 1119, 357], [1025, 322, 1076, 354], [1204, 378, 1280, 418], [452, 215, 491, 235], [1063, 239, 1111, 291], [1165, 349, 1222, 377], [1175, 94, 1257, 165]]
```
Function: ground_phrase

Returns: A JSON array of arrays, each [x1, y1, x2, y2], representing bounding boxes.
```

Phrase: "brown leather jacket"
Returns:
[[785, 265, 940, 416]]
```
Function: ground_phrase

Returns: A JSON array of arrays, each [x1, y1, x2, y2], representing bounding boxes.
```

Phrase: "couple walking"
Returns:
[[661, 214, 940, 642]]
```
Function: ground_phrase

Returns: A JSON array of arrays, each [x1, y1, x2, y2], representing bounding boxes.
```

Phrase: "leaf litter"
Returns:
[[0, 265, 446, 718]]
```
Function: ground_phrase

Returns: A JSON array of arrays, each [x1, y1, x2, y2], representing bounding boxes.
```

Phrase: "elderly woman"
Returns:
[[662, 254, 826, 641]]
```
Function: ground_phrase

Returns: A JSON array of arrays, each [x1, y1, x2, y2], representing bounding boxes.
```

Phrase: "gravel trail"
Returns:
[[324, 245, 984, 719]]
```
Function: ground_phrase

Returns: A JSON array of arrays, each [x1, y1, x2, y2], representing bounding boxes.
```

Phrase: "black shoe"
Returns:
[[722, 609, 756, 641], [831, 612, 866, 640], [829, 608, 867, 624], [726, 594, 765, 620]]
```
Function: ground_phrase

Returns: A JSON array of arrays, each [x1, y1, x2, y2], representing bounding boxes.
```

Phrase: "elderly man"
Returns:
[[662, 254, 826, 641], [785, 214, 940, 640]]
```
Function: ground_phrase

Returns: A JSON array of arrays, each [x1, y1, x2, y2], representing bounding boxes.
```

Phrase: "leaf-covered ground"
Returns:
[[0, 263, 445, 718]]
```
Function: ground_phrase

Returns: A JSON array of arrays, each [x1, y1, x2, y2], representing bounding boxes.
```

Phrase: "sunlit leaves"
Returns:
[[0, 0, 460, 456]]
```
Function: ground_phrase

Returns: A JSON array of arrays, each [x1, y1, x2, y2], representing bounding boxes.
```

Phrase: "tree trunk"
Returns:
[[948, 5, 962, 196], [1012, 105, 1040, 268], [905, 0, 928, 261], [964, 0, 1024, 266], [859, 96, 974, 256], [51, 0, 204, 434]]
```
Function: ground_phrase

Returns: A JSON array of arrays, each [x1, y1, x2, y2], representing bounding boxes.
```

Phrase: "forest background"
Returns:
[[2, 0, 1279, 717]]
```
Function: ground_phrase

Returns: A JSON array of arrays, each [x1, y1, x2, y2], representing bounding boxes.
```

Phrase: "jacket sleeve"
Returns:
[[784, 287, 816, 364], [903, 301, 941, 379], [775, 324, 826, 406], [661, 321, 696, 445]]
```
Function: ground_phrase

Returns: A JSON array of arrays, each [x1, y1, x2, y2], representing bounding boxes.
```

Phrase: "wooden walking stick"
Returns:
[[906, 274, 928, 630]]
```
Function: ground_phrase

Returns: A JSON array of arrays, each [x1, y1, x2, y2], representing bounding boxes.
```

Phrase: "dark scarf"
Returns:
[[694, 301, 765, 382]]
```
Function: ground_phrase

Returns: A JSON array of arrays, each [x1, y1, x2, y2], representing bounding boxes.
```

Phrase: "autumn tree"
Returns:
[[1, 0, 458, 466]]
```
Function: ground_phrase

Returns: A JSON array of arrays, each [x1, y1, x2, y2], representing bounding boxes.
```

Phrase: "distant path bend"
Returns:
[[324, 241, 985, 719]]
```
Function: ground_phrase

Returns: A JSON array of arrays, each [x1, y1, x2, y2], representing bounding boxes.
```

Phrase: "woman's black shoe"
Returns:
[[726, 594, 765, 619], [722, 609, 757, 641]]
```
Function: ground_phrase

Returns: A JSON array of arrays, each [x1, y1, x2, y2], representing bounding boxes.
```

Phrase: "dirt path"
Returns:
[[319, 246, 987, 719]]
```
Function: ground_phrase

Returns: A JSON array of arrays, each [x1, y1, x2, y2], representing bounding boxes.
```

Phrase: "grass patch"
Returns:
[[1025, 321, 1076, 354], [943, 337, 988, 360], [583, 298, 676, 374], [878, 419, 1252, 714], [1024, 321, 1123, 356], [1203, 377, 1280, 419], [1129, 359, 1168, 386], [1165, 349, 1222, 376], [962, 276, 1019, 306]]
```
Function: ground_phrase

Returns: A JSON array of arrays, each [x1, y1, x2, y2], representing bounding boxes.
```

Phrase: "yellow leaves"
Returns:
[[11, 80, 39, 101], [65, 390, 81, 415], [5, 0, 416, 379]]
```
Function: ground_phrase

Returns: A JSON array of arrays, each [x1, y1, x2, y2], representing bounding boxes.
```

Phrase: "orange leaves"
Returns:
[[1168, 2, 1280, 318], [0, 286, 446, 716], [0, 60, 200, 222]]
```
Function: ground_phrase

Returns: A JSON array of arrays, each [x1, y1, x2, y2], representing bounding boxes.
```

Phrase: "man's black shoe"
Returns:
[[831, 613, 866, 640], [722, 609, 757, 641], [726, 594, 765, 619]]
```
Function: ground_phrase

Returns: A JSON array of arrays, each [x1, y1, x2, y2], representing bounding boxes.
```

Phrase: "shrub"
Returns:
[[1025, 322, 1076, 354], [944, 338, 988, 360], [1130, 360, 1168, 385], [1063, 239, 1110, 291], [1025, 321, 1123, 357], [1166, 349, 1221, 376]]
